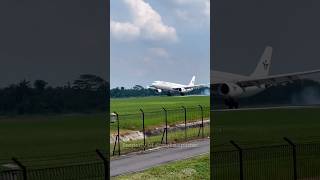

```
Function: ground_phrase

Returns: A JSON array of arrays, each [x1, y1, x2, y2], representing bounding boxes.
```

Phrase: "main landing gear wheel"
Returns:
[[224, 98, 239, 109]]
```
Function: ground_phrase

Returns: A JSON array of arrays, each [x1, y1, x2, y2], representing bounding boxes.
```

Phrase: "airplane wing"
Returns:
[[184, 84, 209, 89], [171, 84, 208, 91], [235, 69, 320, 87]]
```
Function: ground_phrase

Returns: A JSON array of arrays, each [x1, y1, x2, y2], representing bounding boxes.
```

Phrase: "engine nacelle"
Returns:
[[157, 89, 162, 93], [216, 83, 244, 97], [180, 87, 187, 92], [175, 87, 187, 92]]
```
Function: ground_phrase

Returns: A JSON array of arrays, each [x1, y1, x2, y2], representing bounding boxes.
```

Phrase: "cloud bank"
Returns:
[[111, 0, 177, 42]]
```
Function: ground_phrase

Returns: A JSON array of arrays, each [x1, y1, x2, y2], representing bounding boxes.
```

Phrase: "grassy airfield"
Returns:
[[2, 94, 320, 169], [110, 95, 210, 114], [110, 96, 210, 132], [112, 154, 209, 180], [212, 107, 320, 151], [0, 96, 209, 160], [113, 105, 320, 180], [110, 95, 210, 154], [0, 113, 106, 161]]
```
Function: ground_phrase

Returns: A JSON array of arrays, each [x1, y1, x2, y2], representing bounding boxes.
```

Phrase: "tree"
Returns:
[[34, 80, 48, 91], [17, 79, 31, 90]]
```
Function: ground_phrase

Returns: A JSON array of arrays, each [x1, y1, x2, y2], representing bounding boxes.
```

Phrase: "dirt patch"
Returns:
[[110, 119, 210, 142]]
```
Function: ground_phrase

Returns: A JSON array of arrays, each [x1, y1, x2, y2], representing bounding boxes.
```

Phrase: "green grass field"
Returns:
[[2, 94, 320, 179], [0, 113, 107, 162], [112, 106, 320, 180], [110, 96, 210, 132], [111, 96, 210, 114], [110, 96, 210, 155], [113, 154, 209, 180], [210, 107, 320, 179], [0, 96, 209, 162], [212, 107, 320, 151]]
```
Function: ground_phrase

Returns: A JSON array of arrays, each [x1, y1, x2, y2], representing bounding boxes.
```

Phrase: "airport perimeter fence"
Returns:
[[110, 105, 210, 156], [0, 149, 108, 180], [213, 138, 320, 180]]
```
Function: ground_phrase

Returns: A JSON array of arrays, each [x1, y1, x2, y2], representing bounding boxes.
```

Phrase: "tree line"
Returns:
[[0, 74, 107, 115], [110, 85, 210, 98]]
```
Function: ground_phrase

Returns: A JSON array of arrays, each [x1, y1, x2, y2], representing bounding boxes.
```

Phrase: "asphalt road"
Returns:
[[110, 138, 210, 177]]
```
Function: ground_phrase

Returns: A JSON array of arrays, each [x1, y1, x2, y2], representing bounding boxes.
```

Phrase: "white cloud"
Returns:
[[172, 0, 210, 24], [110, 20, 140, 40], [111, 0, 177, 42]]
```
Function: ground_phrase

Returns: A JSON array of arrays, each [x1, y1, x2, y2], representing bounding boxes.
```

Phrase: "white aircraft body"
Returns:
[[212, 46, 320, 108], [149, 76, 207, 96]]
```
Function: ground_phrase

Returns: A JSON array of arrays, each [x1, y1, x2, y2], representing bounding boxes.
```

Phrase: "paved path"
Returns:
[[110, 138, 210, 177]]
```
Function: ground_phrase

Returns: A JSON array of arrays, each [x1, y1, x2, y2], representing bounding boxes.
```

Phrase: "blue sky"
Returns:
[[110, 0, 210, 88]]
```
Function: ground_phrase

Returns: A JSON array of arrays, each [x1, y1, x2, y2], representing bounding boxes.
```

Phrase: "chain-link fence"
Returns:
[[212, 139, 320, 180], [0, 150, 108, 180], [110, 105, 210, 156]]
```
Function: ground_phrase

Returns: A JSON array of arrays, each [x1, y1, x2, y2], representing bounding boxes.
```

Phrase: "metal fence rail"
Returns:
[[213, 139, 320, 180]]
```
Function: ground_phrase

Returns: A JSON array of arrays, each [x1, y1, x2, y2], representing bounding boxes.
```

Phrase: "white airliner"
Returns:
[[212, 46, 320, 108], [148, 76, 207, 96]]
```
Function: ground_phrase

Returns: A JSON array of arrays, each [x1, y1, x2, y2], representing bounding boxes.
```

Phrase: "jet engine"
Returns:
[[216, 83, 244, 97], [157, 89, 162, 93], [177, 87, 187, 92]]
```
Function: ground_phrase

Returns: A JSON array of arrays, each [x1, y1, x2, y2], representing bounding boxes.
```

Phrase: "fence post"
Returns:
[[162, 107, 168, 144], [230, 140, 243, 180], [182, 106, 187, 140], [96, 149, 109, 180], [112, 112, 120, 156], [12, 157, 27, 180], [140, 109, 146, 151], [284, 137, 297, 180], [198, 105, 204, 138]]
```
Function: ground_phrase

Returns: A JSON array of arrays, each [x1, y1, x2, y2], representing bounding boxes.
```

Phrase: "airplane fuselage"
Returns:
[[150, 81, 193, 93]]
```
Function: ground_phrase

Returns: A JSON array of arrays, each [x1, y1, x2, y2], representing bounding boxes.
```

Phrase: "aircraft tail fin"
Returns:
[[251, 46, 273, 77], [189, 76, 195, 86]]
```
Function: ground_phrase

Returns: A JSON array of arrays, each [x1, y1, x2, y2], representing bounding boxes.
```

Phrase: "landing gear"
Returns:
[[180, 92, 185, 96], [166, 92, 172, 96], [224, 98, 239, 109]]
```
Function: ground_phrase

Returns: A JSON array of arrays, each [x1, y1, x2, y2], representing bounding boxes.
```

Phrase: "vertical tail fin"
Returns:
[[251, 46, 273, 77], [189, 76, 195, 86]]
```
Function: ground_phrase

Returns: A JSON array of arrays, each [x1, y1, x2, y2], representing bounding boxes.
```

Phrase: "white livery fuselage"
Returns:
[[148, 76, 207, 95], [150, 81, 193, 93]]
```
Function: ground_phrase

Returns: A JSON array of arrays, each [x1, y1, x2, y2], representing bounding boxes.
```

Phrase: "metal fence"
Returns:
[[212, 138, 320, 180], [110, 105, 210, 156], [0, 150, 108, 180]]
